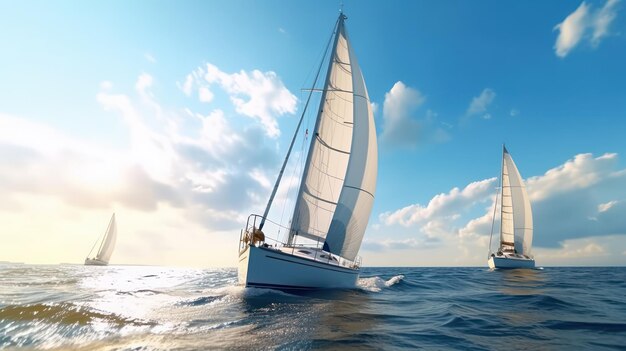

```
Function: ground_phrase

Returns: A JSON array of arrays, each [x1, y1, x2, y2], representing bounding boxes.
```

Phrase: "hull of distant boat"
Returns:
[[488, 255, 535, 269], [84, 258, 108, 266], [238, 245, 359, 290]]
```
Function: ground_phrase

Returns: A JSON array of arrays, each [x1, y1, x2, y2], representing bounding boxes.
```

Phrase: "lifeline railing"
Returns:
[[238, 214, 361, 269]]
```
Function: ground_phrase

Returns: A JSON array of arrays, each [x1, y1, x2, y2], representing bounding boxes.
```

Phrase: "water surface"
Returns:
[[1, 264, 624, 350]]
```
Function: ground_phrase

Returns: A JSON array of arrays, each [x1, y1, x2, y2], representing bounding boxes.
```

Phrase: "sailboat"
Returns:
[[237, 11, 377, 289], [488, 146, 535, 269], [85, 213, 117, 266]]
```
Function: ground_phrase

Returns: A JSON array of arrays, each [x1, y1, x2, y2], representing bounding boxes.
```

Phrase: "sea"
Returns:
[[0, 264, 624, 350]]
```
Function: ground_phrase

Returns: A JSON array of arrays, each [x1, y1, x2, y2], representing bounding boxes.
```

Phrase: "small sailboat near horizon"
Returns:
[[85, 213, 117, 266], [488, 146, 535, 269], [237, 11, 377, 289]]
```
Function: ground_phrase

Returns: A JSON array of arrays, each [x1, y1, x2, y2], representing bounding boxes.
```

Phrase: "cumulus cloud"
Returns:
[[198, 86, 214, 103], [180, 74, 194, 96], [598, 200, 618, 212], [380, 81, 449, 148], [179, 63, 297, 138], [554, 0, 621, 57], [466, 88, 496, 118], [380, 177, 497, 228]]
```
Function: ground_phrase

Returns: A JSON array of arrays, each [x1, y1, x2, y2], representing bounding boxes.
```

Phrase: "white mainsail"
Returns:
[[288, 15, 377, 260], [500, 147, 533, 255], [90, 213, 117, 263]]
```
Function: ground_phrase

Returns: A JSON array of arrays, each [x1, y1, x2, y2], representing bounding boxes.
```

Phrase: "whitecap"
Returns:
[[357, 275, 404, 292]]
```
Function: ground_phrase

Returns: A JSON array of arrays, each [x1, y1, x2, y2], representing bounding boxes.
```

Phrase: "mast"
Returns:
[[258, 16, 340, 231], [499, 145, 505, 251], [487, 147, 503, 258], [288, 13, 346, 243]]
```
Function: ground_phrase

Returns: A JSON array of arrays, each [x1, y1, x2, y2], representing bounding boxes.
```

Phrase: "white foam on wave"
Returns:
[[357, 275, 404, 292], [209, 285, 296, 299]]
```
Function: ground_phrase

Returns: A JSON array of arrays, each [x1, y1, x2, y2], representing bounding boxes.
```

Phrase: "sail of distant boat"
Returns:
[[85, 213, 117, 266], [237, 11, 377, 289], [488, 146, 535, 269]]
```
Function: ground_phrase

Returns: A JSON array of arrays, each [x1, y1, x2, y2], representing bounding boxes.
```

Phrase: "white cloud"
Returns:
[[380, 81, 449, 148], [467, 88, 496, 116], [135, 73, 153, 96], [554, 0, 621, 57], [510, 108, 520, 117], [183, 63, 297, 138], [198, 86, 214, 103], [180, 74, 194, 97], [554, 2, 590, 57], [598, 200, 618, 212], [370, 102, 379, 115], [593, 0, 621, 43], [100, 81, 113, 90], [526, 152, 618, 202], [380, 177, 497, 228]]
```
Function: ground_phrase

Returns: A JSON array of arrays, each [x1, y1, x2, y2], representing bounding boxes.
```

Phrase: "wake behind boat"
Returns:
[[85, 213, 117, 266], [238, 11, 377, 289], [488, 146, 535, 269]]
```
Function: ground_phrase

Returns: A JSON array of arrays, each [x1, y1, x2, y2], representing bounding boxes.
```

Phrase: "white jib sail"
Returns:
[[96, 213, 117, 263], [502, 149, 533, 255]]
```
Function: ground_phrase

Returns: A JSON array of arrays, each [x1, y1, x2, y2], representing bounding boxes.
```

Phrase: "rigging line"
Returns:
[[86, 231, 102, 259], [278, 130, 309, 243], [259, 16, 339, 231]]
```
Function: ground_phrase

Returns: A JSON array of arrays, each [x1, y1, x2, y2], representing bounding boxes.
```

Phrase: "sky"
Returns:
[[1, 0, 625, 267]]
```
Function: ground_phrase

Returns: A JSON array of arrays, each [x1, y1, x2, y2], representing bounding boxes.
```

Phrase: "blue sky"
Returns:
[[1, 0, 625, 266]]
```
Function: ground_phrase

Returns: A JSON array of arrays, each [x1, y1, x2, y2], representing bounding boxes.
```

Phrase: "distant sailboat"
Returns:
[[85, 213, 117, 266], [488, 146, 535, 269], [237, 11, 377, 289]]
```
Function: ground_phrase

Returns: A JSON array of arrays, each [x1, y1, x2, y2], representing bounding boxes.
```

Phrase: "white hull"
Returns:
[[488, 255, 535, 269], [238, 245, 359, 290], [84, 258, 108, 266]]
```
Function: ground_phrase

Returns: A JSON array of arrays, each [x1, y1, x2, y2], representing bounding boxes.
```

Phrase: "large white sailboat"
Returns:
[[488, 146, 535, 269], [85, 213, 117, 266], [238, 12, 377, 289]]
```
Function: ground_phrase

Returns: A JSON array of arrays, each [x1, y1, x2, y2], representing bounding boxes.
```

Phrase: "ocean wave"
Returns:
[[115, 289, 163, 297], [357, 275, 404, 292], [177, 295, 223, 307], [542, 320, 626, 332], [0, 302, 151, 327]]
